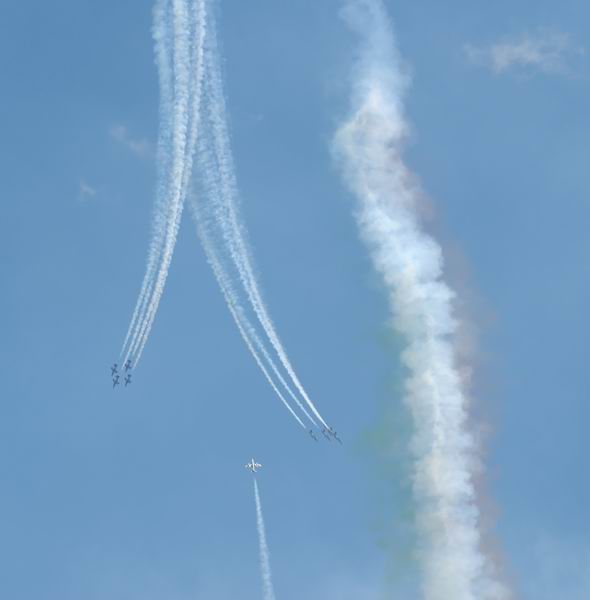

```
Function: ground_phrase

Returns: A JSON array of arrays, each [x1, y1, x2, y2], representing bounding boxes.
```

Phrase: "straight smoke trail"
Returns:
[[253, 479, 277, 600], [332, 1, 511, 599], [193, 7, 328, 429]]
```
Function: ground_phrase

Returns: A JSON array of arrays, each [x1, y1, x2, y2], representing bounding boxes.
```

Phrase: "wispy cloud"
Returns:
[[465, 30, 583, 75], [110, 124, 153, 158], [78, 179, 97, 202]]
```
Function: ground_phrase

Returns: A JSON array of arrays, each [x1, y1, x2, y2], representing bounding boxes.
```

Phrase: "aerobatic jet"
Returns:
[[124, 374, 132, 387], [245, 458, 262, 473], [326, 426, 342, 444], [112, 375, 120, 388], [124, 360, 132, 372], [110, 363, 118, 376], [309, 430, 318, 442], [321, 428, 331, 441]]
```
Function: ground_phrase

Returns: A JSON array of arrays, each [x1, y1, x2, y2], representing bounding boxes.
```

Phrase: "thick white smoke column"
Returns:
[[254, 479, 277, 600], [333, 2, 510, 599]]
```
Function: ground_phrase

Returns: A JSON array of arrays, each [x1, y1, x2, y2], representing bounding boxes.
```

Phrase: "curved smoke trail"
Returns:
[[121, 0, 207, 365], [193, 204, 307, 428], [189, 36, 317, 427], [130, 0, 208, 364], [195, 7, 328, 428], [120, 0, 174, 358], [332, 1, 511, 599], [253, 479, 277, 600]]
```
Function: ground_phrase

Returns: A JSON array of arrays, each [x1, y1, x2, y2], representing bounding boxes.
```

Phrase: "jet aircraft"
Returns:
[[309, 430, 318, 442], [245, 458, 262, 473], [112, 375, 120, 388], [124, 374, 132, 386], [124, 360, 133, 372], [110, 363, 118, 376], [321, 428, 331, 441]]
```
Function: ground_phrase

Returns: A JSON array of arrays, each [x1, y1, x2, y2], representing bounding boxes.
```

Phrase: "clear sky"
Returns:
[[1, 1, 589, 599]]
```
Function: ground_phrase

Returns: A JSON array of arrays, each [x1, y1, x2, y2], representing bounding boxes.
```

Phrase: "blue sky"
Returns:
[[1, 1, 589, 598]]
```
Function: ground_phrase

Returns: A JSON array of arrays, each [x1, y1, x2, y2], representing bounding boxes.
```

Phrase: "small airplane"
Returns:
[[309, 430, 318, 442], [110, 363, 118, 376], [112, 374, 120, 388], [245, 458, 262, 473], [325, 426, 342, 444], [321, 428, 332, 441], [124, 374, 132, 386], [124, 359, 133, 372]]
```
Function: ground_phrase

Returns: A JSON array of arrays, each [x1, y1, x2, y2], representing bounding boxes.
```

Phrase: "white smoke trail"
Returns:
[[195, 8, 328, 429], [126, 0, 207, 365], [191, 90, 314, 427], [120, 0, 174, 358], [332, 2, 511, 599], [253, 479, 277, 600], [128, 0, 195, 361], [193, 205, 307, 428]]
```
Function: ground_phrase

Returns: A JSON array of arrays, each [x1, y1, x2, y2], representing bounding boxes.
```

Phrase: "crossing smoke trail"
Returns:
[[253, 479, 277, 600], [332, 1, 511, 599], [192, 5, 328, 429], [118, 0, 329, 432]]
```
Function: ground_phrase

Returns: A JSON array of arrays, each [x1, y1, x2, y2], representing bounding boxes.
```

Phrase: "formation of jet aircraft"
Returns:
[[108, 364, 342, 446], [110, 361, 132, 389], [319, 427, 342, 444]]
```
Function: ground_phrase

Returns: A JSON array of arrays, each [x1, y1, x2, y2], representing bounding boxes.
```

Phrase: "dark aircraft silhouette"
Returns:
[[309, 430, 318, 442], [124, 374, 132, 387], [327, 426, 342, 444], [321, 428, 331, 441], [112, 375, 120, 388], [110, 363, 118, 376], [124, 360, 132, 372]]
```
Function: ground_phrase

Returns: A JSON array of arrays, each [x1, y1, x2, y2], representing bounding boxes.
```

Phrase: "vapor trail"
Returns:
[[194, 8, 328, 429], [130, 0, 207, 363], [253, 479, 277, 600], [120, 0, 174, 358], [191, 98, 315, 427], [332, 2, 510, 599], [193, 205, 307, 428], [122, 0, 207, 365]]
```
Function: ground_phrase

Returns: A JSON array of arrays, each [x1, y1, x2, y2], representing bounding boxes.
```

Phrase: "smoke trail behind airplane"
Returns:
[[121, 0, 207, 366], [191, 4, 329, 429], [332, 1, 511, 599], [254, 479, 277, 600]]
